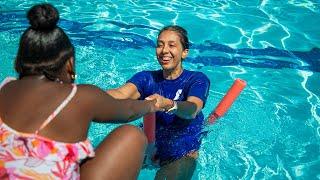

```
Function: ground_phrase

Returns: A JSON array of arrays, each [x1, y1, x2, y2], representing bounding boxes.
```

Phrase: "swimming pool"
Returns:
[[0, 0, 319, 179]]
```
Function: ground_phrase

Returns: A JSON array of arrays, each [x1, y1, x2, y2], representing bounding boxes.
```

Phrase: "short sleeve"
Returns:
[[127, 71, 151, 99], [187, 72, 210, 107]]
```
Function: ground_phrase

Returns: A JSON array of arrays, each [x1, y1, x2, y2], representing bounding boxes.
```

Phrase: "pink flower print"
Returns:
[[0, 129, 11, 146], [0, 163, 9, 180], [64, 145, 78, 162], [36, 140, 54, 158], [52, 161, 72, 179], [44, 140, 55, 151], [0, 151, 15, 162]]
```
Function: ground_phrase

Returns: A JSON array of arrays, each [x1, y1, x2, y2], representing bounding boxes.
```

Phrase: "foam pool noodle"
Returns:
[[208, 78, 247, 124], [143, 113, 156, 143]]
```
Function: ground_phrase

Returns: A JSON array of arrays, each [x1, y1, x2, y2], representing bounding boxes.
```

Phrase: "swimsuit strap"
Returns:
[[35, 84, 77, 134], [0, 77, 16, 90]]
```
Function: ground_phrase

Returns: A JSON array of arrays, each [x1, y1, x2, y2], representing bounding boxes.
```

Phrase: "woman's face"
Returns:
[[156, 30, 188, 72]]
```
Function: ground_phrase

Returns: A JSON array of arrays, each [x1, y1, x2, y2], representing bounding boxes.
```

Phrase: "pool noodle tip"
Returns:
[[208, 78, 246, 124]]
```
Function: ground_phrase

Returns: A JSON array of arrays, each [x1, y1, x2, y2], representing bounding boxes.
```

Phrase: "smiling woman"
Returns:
[[107, 25, 210, 180], [156, 26, 189, 80]]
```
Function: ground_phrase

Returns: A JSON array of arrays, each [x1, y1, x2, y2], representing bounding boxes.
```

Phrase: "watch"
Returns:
[[166, 100, 178, 114]]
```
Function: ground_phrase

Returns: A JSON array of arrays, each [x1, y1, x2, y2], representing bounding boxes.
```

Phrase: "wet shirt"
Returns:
[[128, 69, 210, 162]]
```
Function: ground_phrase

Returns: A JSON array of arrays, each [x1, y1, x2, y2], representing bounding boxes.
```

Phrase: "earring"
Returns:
[[71, 74, 77, 80], [69, 70, 77, 81]]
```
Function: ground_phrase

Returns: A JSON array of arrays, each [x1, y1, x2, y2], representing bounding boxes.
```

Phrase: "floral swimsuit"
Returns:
[[0, 78, 95, 179]]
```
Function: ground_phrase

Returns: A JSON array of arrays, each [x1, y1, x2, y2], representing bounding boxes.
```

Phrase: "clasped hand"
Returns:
[[145, 93, 172, 112]]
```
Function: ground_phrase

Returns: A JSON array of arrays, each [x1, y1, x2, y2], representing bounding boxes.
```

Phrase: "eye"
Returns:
[[157, 43, 163, 48], [169, 44, 175, 47]]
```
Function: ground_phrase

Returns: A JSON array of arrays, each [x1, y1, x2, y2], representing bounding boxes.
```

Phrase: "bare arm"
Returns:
[[175, 96, 203, 119], [106, 83, 140, 100], [80, 84, 158, 123]]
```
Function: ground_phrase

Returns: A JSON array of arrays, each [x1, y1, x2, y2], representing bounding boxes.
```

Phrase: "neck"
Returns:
[[163, 67, 183, 80], [21, 74, 68, 84], [21, 75, 46, 81]]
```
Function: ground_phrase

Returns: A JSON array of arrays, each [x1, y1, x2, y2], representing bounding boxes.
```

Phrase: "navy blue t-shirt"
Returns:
[[128, 69, 210, 162]]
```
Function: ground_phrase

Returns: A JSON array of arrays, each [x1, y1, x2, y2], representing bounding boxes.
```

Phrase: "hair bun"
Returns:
[[27, 3, 59, 30]]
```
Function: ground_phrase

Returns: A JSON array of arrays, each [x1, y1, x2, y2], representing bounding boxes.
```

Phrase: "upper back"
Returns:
[[0, 77, 91, 143]]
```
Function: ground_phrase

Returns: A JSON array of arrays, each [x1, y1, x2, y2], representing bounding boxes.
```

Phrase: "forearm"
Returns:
[[122, 99, 155, 122], [92, 90, 155, 123], [173, 101, 198, 119], [106, 83, 140, 100]]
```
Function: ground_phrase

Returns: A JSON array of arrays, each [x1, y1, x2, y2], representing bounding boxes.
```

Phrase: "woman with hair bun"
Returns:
[[0, 3, 161, 179]]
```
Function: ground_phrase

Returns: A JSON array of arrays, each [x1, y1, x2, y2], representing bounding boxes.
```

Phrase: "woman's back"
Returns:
[[0, 77, 91, 143], [0, 77, 96, 179]]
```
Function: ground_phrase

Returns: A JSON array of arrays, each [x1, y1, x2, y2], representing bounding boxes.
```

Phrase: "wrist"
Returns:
[[165, 99, 174, 111], [147, 99, 156, 113], [165, 100, 178, 114]]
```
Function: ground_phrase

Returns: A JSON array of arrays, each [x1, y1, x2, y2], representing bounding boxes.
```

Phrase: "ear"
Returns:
[[66, 57, 74, 72], [181, 49, 189, 59]]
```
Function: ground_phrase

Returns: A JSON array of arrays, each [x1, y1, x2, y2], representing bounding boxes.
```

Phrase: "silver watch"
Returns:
[[166, 100, 178, 114]]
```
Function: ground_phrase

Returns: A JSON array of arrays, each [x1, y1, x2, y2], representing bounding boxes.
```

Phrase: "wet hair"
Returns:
[[15, 3, 75, 80], [158, 25, 189, 50]]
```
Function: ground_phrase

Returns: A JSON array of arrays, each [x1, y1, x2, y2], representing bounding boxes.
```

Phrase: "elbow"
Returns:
[[183, 112, 198, 119], [190, 113, 197, 119], [187, 107, 202, 119], [189, 113, 198, 119], [175, 101, 201, 119]]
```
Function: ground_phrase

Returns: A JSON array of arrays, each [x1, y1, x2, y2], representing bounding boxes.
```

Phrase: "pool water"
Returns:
[[1, 1, 319, 179]]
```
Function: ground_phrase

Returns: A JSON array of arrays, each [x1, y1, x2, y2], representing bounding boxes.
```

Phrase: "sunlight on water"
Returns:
[[0, 0, 319, 179]]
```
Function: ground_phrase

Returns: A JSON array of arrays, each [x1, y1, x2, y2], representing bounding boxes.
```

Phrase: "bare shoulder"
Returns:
[[77, 84, 107, 98]]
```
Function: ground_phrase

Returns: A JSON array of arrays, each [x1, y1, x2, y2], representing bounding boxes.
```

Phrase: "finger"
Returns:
[[145, 95, 157, 100]]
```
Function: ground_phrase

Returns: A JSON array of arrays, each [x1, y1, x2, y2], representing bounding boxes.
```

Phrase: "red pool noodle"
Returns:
[[143, 113, 156, 143], [208, 79, 247, 124]]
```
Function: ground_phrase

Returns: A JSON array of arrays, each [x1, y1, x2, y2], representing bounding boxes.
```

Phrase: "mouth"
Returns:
[[159, 56, 172, 64]]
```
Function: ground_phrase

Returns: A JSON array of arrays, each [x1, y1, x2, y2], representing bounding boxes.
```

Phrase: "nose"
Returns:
[[162, 44, 169, 54]]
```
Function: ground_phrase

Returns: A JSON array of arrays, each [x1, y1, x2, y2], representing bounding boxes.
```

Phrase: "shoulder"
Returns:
[[185, 70, 209, 81], [130, 70, 161, 82], [76, 84, 107, 101], [134, 70, 160, 77]]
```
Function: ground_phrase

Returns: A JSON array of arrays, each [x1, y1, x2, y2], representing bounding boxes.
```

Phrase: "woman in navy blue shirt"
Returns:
[[107, 25, 210, 179]]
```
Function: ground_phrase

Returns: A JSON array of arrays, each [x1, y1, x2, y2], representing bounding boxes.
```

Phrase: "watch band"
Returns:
[[166, 100, 178, 114]]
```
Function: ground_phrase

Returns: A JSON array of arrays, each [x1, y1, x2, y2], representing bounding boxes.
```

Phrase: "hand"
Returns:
[[145, 94, 172, 111], [144, 98, 161, 113]]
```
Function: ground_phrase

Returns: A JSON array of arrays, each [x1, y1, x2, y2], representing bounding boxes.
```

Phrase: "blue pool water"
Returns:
[[1, 1, 319, 179]]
